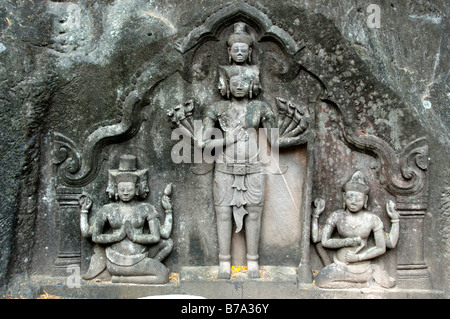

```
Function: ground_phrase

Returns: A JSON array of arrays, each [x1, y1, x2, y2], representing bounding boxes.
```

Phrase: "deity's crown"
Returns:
[[115, 154, 139, 184], [106, 154, 149, 199], [118, 154, 137, 171], [227, 22, 254, 47], [228, 67, 257, 82], [343, 171, 370, 195]]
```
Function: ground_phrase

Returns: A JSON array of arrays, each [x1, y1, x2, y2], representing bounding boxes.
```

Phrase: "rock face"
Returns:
[[0, 0, 448, 298]]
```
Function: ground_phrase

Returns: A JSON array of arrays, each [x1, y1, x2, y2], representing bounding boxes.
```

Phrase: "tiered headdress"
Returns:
[[227, 22, 254, 47], [343, 171, 370, 195], [106, 154, 149, 200]]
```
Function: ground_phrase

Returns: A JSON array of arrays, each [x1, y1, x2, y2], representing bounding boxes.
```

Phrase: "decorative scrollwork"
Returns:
[[52, 90, 146, 187], [332, 103, 428, 197], [52, 132, 82, 175]]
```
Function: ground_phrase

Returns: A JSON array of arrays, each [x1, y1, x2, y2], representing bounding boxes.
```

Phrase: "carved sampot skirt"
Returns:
[[213, 162, 266, 232]]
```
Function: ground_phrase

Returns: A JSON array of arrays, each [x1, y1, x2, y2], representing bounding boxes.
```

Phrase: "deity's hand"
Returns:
[[120, 225, 128, 240], [161, 196, 171, 210], [227, 126, 246, 144], [79, 194, 92, 212], [124, 221, 134, 241], [161, 183, 173, 211], [345, 250, 360, 264], [313, 198, 325, 218], [386, 200, 399, 221], [345, 236, 362, 247]]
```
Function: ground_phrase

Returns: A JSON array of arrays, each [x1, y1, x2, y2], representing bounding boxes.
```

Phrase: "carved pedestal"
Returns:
[[53, 187, 82, 276]]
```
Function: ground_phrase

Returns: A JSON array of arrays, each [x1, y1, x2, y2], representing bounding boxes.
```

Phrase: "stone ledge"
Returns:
[[30, 268, 445, 299], [180, 266, 298, 282]]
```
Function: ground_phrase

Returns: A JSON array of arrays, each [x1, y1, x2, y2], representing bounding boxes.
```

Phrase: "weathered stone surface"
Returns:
[[0, 0, 448, 298]]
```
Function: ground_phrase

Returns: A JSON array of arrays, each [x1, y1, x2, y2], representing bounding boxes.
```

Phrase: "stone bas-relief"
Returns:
[[79, 155, 174, 284], [3, 0, 446, 299], [312, 171, 399, 288], [169, 22, 311, 279]]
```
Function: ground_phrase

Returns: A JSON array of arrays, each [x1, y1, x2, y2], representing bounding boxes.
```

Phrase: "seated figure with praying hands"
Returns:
[[311, 171, 400, 288], [79, 154, 174, 284]]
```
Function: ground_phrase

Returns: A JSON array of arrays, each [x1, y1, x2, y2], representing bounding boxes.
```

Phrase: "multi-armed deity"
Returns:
[[169, 22, 311, 279], [311, 171, 400, 288], [79, 154, 174, 284]]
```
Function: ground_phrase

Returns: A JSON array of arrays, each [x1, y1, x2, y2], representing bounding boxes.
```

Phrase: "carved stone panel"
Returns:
[[4, 0, 445, 299], [47, 1, 430, 288]]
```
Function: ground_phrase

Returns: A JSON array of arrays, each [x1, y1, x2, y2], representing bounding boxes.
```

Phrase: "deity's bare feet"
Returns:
[[218, 261, 231, 279], [247, 260, 260, 278]]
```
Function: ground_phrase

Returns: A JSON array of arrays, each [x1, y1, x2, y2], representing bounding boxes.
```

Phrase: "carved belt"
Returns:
[[215, 162, 262, 175]]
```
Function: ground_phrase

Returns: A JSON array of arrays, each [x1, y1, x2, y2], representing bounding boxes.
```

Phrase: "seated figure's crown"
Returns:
[[344, 171, 370, 195]]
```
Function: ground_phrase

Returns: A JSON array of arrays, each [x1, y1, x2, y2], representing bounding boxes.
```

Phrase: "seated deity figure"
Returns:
[[79, 154, 173, 284], [311, 171, 400, 288]]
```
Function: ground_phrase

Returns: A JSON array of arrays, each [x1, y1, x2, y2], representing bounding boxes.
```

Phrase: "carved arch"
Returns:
[[177, 1, 302, 56], [176, 1, 306, 84]]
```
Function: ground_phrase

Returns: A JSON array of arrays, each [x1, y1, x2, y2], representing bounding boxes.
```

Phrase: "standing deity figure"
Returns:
[[79, 154, 174, 284], [201, 70, 270, 279], [218, 22, 260, 100], [311, 171, 400, 288], [168, 22, 310, 279], [227, 21, 253, 65], [195, 23, 308, 279]]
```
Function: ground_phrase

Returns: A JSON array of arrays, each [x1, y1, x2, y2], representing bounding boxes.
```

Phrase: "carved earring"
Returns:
[[249, 80, 253, 99], [226, 80, 230, 99], [248, 49, 252, 64], [364, 195, 368, 209], [342, 193, 346, 209]]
